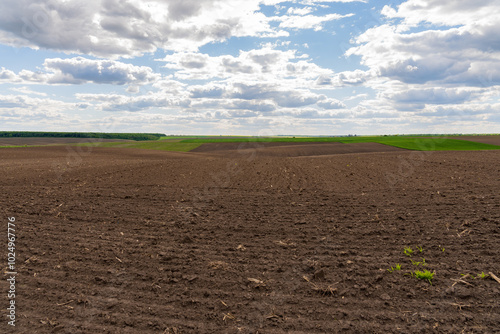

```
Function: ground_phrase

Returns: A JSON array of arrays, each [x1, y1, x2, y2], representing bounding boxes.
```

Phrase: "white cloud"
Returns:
[[227, 82, 324, 108], [45, 57, 159, 85], [281, 108, 349, 119], [342, 0, 500, 121], [287, 7, 314, 16], [192, 99, 276, 114], [0, 94, 77, 124], [0, 67, 21, 82], [158, 46, 333, 82], [299, 0, 367, 4], [3, 0, 498, 134], [344, 93, 368, 101], [317, 98, 345, 109], [76, 92, 190, 112], [0, 57, 159, 86], [9, 86, 47, 96], [348, 1, 500, 89], [386, 88, 480, 110], [315, 69, 373, 87], [126, 85, 140, 94], [0, 0, 288, 57], [418, 103, 499, 118], [270, 13, 354, 31], [75, 79, 343, 114], [382, 0, 500, 28]]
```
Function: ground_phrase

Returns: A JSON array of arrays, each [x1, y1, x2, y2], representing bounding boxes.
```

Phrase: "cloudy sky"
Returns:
[[0, 0, 499, 135]]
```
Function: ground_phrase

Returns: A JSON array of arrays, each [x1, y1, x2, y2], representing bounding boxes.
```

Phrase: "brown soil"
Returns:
[[191, 142, 405, 157], [1, 144, 499, 333], [451, 136, 500, 146], [0, 137, 133, 146]]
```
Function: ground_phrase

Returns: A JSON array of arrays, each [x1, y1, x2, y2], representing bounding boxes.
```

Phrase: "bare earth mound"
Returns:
[[451, 136, 500, 146], [0, 144, 499, 333], [191, 141, 405, 157]]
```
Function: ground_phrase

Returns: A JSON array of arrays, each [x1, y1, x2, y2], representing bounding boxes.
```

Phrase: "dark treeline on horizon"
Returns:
[[0, 132, 166, 141]]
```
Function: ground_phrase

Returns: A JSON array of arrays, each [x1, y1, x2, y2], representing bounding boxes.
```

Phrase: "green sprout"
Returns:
[[410, 259, 421, 266], [404, 247, 414, 257], [413, 269, 435, 284], [416, 246, 424, 253], [410, 258, 427, 266], [476, 272, 489, 279], [387, 263, 402, 273]]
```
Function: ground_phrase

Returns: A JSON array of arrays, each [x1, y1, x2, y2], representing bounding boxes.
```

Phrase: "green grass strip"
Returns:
[[74, 141, 202, 152], [179, 136, 500, 151], [0, 145, 37, 148]]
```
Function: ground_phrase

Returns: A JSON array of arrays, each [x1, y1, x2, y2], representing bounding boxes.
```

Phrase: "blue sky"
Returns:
[[0, 0, 499, 135]]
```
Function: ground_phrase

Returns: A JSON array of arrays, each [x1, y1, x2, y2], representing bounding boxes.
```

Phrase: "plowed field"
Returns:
[[1, 143, 499, 333]]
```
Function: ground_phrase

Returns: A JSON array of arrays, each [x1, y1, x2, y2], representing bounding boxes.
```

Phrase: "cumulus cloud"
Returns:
[[0, 0, 362, 57], [387, 88, 479, 109], [44, 57, 159, 85], [316, 69, 373, 87], [381, 0, 500, 28], [192, 99, 276, 113], [189, 84, 226, 99], [418, 103, 498, 118], [347, 1, 500, 89], [159, 46, 333, 82], [0, 0, 288, 57], [0, 67, 20, 82], [45, 40, 347, 116], [317, 98, 346, 109], [228, 82, 323, 108], [289, 108, 349, 119], [126, 85, 140, 94], [191, 81, 346, 111], [0, 94, 76, 116], [0, 57, 159, 86], [0, 95, 31, 109], [3, 0, 498, 134], [298, 0, 367, 5], [341, 0, 500, 120], [270, 13, 354, 31], [75, 79, 343, 113], [287, 7, 314, 16], [76, 92, 190, 112], [9, 86, 47, 96]]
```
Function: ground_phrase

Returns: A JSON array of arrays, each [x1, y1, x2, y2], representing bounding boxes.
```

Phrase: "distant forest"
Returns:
[[0, 132, 165, 141]]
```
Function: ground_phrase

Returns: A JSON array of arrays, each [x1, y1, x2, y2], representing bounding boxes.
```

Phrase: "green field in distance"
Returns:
[[2, 134, 500, 152]]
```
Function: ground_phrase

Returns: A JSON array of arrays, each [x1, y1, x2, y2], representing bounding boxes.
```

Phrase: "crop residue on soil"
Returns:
[[0, 145, 499, 333]]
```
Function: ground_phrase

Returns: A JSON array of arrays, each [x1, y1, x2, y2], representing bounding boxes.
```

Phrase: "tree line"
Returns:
[[0, 132, 166, 141]]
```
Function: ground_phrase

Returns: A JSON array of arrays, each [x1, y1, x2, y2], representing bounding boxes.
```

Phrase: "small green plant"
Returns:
[[476, 272, 489, 279], [410, 258, 427, 266], [416, 246, 424, 253], [404, 247, 414, 257], [388, 263, 402, 273], [413, 269, 435, 284], [440, 246, 445, 252], [410, 259, 421, 266]]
